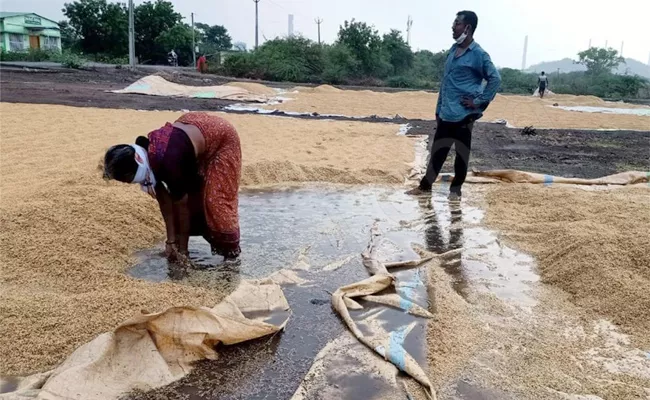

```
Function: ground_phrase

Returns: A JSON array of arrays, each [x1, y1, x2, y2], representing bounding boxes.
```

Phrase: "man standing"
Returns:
[[538, 71, 549, 98], [408, 10, 501, 200]]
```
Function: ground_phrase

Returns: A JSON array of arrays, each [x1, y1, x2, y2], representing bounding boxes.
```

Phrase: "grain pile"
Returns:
[[225, 81, 278, 96], [267, 87, 650, 130], [426, 265, 483, 388], [483, 184, 650, 345], [0, 103, 414, 375], [424, 187, 650, 399]]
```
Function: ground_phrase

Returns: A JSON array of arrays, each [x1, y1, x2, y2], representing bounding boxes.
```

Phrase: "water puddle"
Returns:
[[125, 186, 539, 400], [0, 377, 20, 394]]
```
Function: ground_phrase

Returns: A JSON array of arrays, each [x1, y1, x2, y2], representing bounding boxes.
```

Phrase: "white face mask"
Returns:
[[130, 144, 157, 198], [455, 27, 469, 45]]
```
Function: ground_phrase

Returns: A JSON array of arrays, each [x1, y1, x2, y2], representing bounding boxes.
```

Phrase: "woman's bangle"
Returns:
[[165, 240, 177, 245]]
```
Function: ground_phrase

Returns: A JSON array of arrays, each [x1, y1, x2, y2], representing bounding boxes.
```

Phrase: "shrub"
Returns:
[[223, 52, 258, 78], [386, 74, 420, 88], [0, 49, 58, 62], [53, 51, 86, 69]]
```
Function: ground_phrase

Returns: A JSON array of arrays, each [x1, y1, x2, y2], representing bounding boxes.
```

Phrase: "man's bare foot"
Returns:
[[448, 192, 462, 203], [405, 186, 429, 196]]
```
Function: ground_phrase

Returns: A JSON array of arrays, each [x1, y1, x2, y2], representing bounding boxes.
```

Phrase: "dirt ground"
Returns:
[[444, 123, 650, 178], [0, 68, 237, 111]]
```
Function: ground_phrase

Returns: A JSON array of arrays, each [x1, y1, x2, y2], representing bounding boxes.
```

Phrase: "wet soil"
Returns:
[[123, 187, 528, 400], [125, 188, 421, 400], [0, 68, 237, 111], [409, 120, 650, 179], [2, 67, 648, 180]]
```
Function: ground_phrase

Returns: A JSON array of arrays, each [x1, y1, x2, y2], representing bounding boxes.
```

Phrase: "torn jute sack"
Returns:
[[1, 280, 290, 400], [331, 225, 461, 400]]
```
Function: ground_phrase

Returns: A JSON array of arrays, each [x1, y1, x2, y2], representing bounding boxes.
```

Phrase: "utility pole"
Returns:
[[588, 38, 592, 48], [315, 17, 323, 45], [406, 15, 413, 46], [254, 0, 261, 49], [288, 14, 294, 37], [128, 0, 135, 66], [620, 41, 624, 57], [521, 35, 528, 71], [605, 39, 608, 49], [191, 13, 196, 67]]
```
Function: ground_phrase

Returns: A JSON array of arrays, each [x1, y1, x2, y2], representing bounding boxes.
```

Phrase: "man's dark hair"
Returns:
[[457, 11, 478, 33]]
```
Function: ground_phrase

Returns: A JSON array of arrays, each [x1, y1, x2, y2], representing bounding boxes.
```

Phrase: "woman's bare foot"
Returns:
[[223, 256, 241, 267]]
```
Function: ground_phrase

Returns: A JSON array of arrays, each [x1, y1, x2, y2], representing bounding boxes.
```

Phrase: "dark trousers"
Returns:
[[419, 117, 474, 194]]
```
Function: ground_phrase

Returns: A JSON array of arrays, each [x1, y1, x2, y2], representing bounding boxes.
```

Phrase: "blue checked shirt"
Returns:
[[436, 41, 501, 122]]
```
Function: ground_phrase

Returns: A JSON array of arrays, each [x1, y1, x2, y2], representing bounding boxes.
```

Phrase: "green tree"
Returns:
[[62, 0, 128, 56], [195, 23, 232, 52], [337, 19, 383, 75], [381, 29, 413, 75], [497, 68, 537, 94], [58, 20, 80, 50], [322, 43, 360, 83], [576, 47, 625, 75], [253, 36, 324, 81], [134, 0, 182, 64], [413, 50, 447, 81]]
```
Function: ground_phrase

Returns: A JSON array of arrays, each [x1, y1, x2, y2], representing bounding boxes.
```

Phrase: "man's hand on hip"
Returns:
[[461, 96, 479, 109]]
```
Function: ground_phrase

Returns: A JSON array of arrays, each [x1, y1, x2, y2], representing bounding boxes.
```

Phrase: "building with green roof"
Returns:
[[0, 12, 61, 53]]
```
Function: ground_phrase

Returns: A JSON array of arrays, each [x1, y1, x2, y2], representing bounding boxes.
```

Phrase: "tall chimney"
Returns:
[[288, 14, 294, 37], [521, 35, 528, 71]]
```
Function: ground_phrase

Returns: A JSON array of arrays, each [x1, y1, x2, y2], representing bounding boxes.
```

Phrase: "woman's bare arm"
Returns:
[[172, 194, 191, 254], [156, 186, 177, 246]]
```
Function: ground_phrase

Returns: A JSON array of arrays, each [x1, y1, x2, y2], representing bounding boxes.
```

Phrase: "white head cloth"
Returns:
[[130, 144, 157, 197]]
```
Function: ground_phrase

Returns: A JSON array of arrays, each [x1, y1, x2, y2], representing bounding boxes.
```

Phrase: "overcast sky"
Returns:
[[2, 0, 649, 68]]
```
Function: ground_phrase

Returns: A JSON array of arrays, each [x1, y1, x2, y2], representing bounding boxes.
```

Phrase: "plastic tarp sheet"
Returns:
[[111, 75, 270, 102], [552, 105, 650, 117], [330, 225, 460, 400], [1, 280, 290, 400], [470, 169, 649, 186]]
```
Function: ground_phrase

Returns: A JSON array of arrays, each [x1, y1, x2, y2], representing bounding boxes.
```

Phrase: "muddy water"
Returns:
[[127, 186, 539, 400]]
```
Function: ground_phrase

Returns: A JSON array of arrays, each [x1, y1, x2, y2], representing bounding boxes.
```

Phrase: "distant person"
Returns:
[[168, 49, 178, 67], [407, 10, 501, 201], [197, 54, 208, 73], [538, 71, 549, 98], [103, 113, 242, 265]]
